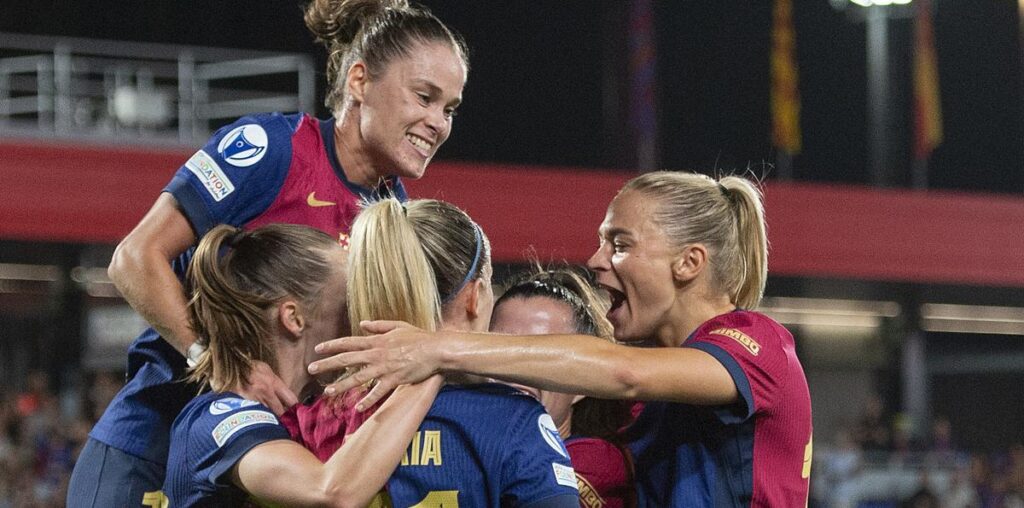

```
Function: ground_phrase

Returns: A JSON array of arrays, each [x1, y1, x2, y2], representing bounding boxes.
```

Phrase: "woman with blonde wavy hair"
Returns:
[[312, 171, 813, 507]]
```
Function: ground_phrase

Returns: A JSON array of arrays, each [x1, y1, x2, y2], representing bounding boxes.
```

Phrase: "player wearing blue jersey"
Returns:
[[68, 0, 469, 505], [490, 267, 636, 508], [162, 222, 442, 507], [292, 199, 580, 507], [313, 172, 813, 507]]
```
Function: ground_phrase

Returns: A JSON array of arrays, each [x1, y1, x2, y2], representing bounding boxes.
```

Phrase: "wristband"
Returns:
[[186, 342, 206, 368]]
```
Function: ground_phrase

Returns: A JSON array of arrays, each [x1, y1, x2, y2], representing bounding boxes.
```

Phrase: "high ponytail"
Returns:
[[186, 224, 339, 390], [621, 171, 768, 310], [304, 0, 469, 113], [719, 176, 768, 309], [347, 198, 442, 334], [347, 198, 490, 334]]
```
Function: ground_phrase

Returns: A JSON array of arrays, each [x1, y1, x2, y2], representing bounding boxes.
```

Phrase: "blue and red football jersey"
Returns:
[[90, 112, 405, 464], [163, 391, 290, 507], [565, 437, 635, 508], [284, 384, 581, 508], [624, 310, 812, 507]]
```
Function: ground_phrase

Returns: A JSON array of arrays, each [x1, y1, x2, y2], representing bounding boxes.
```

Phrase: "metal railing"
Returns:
[[0, 32, 316, 146]]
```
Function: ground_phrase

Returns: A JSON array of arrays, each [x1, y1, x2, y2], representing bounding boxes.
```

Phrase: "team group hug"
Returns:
[[66, 0, 813, 506]]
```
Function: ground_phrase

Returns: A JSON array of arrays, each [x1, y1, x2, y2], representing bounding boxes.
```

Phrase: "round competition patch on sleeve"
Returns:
[[217, 124, 269, 167], [537, 414, 570, 459], [208, 397, 260, 415]]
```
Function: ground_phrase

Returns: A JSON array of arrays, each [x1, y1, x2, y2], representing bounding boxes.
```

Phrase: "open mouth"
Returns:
[[599, 284, 627, 319]]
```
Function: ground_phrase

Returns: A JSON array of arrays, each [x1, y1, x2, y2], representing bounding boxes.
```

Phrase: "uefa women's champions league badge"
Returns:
[[537, 414, 570, 459], [218, 124, 269, 167]]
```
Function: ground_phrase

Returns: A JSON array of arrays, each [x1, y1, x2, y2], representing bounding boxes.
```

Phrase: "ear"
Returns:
[[277, 301, 306, 340], [345, 60, 369, 104], [671, 244, 708, 283], [464, 278, 483, 320]]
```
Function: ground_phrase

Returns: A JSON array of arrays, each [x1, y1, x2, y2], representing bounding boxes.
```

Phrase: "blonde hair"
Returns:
[[621, 171, 768, 309], [186, 224, 339, 389], [347, 198, 490, 334], [304, 0, 469, 113]]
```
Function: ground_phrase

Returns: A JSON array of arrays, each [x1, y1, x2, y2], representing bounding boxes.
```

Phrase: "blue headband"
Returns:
[[443, 224, 483, 303]]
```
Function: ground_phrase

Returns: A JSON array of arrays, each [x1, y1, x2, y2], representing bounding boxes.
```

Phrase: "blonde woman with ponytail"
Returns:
[[293, 198, 581, 507], [312, 172, 813, 507], [161, 223, 442, 507], [72, 1, 469, 504]]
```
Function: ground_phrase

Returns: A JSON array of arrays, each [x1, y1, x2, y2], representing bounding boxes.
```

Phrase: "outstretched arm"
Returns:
[[232, 375, 443, 508], [310, 321, 737, 411]]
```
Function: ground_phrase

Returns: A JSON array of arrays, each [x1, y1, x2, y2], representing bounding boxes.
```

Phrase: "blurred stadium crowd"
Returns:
[[2, 371, 1023, 507]]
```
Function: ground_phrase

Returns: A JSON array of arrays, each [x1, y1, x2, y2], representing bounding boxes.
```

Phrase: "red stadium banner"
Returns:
[[1, 140, 1023, 287]]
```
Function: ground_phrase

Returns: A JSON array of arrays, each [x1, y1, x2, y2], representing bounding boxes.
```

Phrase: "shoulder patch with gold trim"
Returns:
[[709, 328, 761, 356], [576, 473, 605, 508]]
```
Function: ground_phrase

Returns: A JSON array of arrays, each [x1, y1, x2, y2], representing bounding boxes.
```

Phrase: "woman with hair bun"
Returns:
[[70, 1, 469, 505], [162, 223, 441, 507], [313, 171, 814, 506]]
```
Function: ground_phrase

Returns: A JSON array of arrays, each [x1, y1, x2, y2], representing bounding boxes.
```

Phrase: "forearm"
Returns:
[[440, 333, 738, 405], [440, 332, 644, 400], [319, 375, 443, 504], [109, 243, 196, 356]]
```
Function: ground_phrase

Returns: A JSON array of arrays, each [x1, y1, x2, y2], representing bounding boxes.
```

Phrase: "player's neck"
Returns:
[[658, 288, 737, 347], [558, 413, 572, 440], [333, 116, 382, 189]]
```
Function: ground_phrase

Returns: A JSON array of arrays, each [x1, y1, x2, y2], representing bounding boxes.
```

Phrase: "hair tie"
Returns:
[[225, 230, 244, 248], [443, 223, 483, 303]]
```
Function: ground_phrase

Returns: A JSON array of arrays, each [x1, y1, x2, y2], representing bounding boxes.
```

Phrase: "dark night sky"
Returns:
[[1, 0, 1021, 193]]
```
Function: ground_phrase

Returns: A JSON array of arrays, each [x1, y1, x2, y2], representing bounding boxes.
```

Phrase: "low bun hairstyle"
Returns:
[[304, 0, 469, 112]]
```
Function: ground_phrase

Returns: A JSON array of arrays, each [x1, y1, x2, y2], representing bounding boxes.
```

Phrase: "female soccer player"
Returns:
[[289, 198, 580, 507], [69, 0, 468, 505], [490, 267, 636, 508], [160, 223, 440, 507], [311, 172, 814, 506]]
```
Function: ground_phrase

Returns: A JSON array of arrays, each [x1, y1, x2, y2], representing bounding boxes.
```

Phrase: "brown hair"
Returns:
[[304, 0, 469, 112], [347, 198, 490, 334], [493, 265, 632, 442], [621, 171, 768, 309], [186, 224, 340, 390]]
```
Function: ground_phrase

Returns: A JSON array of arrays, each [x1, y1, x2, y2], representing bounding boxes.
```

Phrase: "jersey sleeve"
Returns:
[[164, 113, 299, 236], [565, 437, 629, 500], [502, 404, 581, 507], [187, 398, 292, 487], [685, 322, 789, 425]]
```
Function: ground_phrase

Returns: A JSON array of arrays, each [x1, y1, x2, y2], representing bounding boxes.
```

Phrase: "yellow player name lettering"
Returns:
[[410, 490, 459, 507], [141, 491, 168, 508], [709, 328, 761, 356], [401, 430, 443, 466]]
